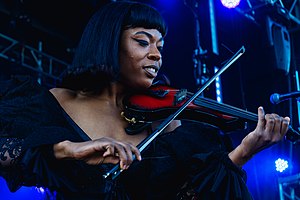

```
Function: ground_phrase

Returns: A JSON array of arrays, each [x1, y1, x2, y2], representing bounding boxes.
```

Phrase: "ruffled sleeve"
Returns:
[[0, 76, 85, 192], [177, 151, 252, 200], [0, 138, 24, 168], [158, 121, 253, 200], [0, 76, 136, 199], [0, 76, 83, 147]]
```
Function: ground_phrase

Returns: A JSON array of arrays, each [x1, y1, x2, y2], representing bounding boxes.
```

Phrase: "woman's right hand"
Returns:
[[53, 137, 141, 170]]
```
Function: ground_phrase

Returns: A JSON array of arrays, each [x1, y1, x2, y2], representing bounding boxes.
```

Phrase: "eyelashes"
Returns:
[[134, 39, 149, 47], [133, 38, 163, 53]]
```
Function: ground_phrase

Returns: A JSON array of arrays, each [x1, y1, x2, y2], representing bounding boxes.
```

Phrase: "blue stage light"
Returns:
[[220, 0, 241, 9], [275, 158, 288, 172], [214, 67, 223, 103]]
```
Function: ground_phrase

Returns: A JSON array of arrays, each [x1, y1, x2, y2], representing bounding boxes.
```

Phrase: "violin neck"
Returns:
[[194, 96, 258, 122]]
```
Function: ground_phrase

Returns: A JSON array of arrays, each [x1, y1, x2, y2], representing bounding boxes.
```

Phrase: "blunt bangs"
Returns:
[[60, 1, 167, 92], [123, 3, 167, 37]]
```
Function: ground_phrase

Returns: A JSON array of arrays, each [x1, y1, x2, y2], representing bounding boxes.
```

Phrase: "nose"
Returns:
[[147, 47, 161, 61]]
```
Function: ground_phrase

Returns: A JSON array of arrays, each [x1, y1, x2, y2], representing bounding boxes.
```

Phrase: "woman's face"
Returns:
[[119, 27, 164, 89]]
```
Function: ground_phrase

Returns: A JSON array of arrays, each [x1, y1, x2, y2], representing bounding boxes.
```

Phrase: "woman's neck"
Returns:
[[77, 82, 128, 108]]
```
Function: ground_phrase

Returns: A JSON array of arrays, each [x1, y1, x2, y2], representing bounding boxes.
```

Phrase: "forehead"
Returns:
[[122, 27, 163, 40]]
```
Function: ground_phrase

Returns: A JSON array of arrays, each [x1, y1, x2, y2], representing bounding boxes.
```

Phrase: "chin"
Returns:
[[133, 81, 153, 91], [143, 79, 154, 88], [123, 76, 154, 90]]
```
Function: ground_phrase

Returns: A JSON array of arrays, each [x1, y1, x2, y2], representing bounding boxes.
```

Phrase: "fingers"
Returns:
[[113, 143, 131, 169], [102, 145, 115, 157], [255, 106, 291, 142], [265, 114, 290, 137], [117, 142, 141, 170], [264, 113, 277, 134], [100, 138, 141, 170], [256, 105, 290, 144], [281, 116, 290, 135], [257, 106, 265, 132]]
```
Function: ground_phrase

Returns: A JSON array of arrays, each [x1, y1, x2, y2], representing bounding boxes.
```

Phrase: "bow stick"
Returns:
[[103, 46, 246, 180]]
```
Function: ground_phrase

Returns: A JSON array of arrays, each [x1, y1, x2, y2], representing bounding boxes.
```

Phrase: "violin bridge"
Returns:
[[174, 89, 187, 106]]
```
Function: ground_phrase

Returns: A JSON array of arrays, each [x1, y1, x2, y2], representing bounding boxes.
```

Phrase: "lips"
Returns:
[[143, 65, 159, 78]]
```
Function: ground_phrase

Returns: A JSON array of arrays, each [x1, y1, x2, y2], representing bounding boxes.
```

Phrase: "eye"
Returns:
[[133, 39, 149, 47], [157, 46, 163, 53]]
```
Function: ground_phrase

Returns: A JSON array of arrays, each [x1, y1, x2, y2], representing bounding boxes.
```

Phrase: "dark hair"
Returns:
[[60, 1, 167, 92]]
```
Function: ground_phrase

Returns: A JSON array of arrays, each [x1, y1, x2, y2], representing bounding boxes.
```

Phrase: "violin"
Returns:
[[104, 46, 299, 180], [122, 85, 300, 143]]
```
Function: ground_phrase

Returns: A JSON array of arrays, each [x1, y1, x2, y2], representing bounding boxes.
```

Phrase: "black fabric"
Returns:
[[0, 76, 253, 200], [0, 76, 83, 147]]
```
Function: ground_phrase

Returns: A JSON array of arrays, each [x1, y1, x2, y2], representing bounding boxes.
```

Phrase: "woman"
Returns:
[[0, 1, 290, 199]]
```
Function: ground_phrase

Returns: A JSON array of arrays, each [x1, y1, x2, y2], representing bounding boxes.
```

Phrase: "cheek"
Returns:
[[119, 45, 146, 79], [120, 46, 140, 64], [123, 50, 143, 70], [129, 46, 143, 59], [119, 57, 139, 81]]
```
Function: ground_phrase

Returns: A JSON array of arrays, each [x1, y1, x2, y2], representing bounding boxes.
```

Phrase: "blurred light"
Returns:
[[35, 187, 45, 194], [214, 67, 223, 103], [275, 158, 288, 172], [155, 0, 176, 7], [220, 0, 241, 8]]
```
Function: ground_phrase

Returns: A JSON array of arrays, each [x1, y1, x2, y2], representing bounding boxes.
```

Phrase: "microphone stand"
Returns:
[[184, 0, 209, 90]]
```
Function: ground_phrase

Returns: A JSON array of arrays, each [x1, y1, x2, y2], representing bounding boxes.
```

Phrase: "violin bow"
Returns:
[[103, 46, 246, 180]]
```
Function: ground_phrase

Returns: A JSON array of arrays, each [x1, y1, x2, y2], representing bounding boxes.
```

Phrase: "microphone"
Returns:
[[270, 91, 300, 104]]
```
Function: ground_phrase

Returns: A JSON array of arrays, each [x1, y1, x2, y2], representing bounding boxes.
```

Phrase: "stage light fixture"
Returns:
[[220, 0, 241, 8], [275, 158, 288, 173]]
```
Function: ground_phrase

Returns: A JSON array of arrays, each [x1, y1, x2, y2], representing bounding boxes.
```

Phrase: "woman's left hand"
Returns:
[[229, 106, 290, 167]]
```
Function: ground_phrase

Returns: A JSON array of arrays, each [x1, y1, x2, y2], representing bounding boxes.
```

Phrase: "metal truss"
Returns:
[[278, 173, 300, 200], [0, 32, 70, 82], [235, 0, 300, 27], [277, 0, 300, 25]]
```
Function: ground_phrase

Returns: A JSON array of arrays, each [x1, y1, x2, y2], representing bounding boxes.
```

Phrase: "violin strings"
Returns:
[[185, 93, 258, 122], [161, 89, 258, 122]]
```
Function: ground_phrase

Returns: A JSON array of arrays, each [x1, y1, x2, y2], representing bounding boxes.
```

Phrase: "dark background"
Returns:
[[0, 0, 300, 199]]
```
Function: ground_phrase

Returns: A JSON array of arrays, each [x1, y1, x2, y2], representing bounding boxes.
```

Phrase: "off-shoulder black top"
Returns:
[[0, 76, 253, 200]]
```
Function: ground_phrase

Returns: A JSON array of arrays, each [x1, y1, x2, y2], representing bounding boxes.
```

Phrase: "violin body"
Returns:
[[123, 85, 247, 135]]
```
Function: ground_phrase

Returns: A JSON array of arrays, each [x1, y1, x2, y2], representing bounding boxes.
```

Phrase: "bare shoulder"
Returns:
[[49, 87, 76, 103]]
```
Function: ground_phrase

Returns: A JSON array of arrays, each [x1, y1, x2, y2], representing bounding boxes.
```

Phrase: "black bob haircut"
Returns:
[[59, 1, 167, 92]]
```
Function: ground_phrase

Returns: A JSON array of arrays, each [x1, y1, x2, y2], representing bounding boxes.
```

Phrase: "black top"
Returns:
[[0, 76, 253, 200]]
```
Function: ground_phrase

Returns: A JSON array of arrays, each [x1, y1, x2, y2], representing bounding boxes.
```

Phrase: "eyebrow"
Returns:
[[134, 31, 164, 42]]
